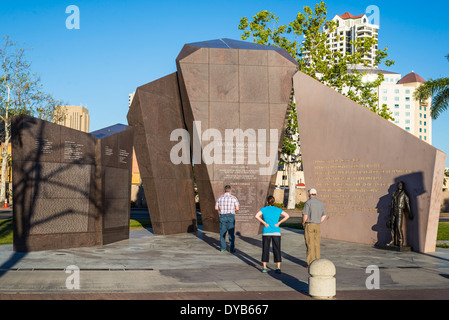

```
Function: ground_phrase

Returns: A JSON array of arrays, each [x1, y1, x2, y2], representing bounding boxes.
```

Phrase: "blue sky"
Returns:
[[1, 0, 448, 165]]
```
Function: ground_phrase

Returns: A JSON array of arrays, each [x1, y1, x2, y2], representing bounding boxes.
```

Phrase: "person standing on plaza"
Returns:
[[255, 196, 290, 274], [302, 188, 327, 267], [215, 185, 240, 253]]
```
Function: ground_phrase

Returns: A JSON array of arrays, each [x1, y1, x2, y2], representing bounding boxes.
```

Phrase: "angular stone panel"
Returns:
[[293, 71, 446, 253], [91, 123, 134, 244], [176, 39, 297, 235], [127, 73, 197, 235], [12, 115, 133, 251]]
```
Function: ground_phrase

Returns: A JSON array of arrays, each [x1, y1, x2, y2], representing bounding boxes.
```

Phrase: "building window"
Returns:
[[394, 97, 399, 101], [405, 104, 410, 109], [394, 112, 400, 116], [419, 128, 422, 132], [394, 104, 399, 108], [395, 89, 399, 94], [405, 89, 410, 94], [405, 112, 410, 117], [405, 97, 410, 101], [405, 120, 410, 124], [424, 121, 426, 126], [405, 127, 410, 131], [383, 96, 388, 101], [383, 89, 388, 94]]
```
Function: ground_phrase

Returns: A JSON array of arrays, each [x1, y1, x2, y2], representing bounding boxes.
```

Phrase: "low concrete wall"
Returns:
[[273, 188, 308, 207]]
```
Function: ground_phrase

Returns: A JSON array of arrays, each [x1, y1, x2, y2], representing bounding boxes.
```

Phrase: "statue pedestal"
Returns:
[[375, 244, 412, 252]]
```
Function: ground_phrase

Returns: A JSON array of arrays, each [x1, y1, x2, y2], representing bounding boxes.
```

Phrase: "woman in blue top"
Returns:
[[255, 195, 290, 274]]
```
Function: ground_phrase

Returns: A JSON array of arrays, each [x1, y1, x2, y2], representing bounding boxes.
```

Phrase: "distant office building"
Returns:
[[54, 105, 90, 133]]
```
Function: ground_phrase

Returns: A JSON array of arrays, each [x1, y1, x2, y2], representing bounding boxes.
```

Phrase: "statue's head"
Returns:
[[397, 181, 404, 190]]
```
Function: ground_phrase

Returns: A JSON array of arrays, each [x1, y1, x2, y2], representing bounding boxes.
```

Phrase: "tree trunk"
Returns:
[[0, 132, 9, 204], [286, 159, 297, 209], [0, 87, 10, 204]]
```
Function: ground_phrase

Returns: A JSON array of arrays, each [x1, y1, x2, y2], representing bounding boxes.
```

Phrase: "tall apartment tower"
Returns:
[[54, 105, 90, 133], [129, 92, 135, 107], [324, 12, 379, 67], [323, 12, 431, 144]]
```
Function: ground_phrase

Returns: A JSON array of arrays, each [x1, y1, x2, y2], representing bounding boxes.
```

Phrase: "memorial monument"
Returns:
[[128, 38, 297, 235], [128, 38, 445, 253], [12, 115, 133, 251], [293, 71, 446, 253]]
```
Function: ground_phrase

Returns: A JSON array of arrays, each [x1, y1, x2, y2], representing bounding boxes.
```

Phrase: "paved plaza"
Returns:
[[0, 221, 448, 301]]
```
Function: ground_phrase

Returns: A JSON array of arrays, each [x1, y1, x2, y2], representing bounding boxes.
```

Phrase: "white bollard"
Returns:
[[308, 258, 336, 299]]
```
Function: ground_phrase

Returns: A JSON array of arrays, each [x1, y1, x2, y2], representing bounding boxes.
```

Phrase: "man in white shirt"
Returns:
[[215, 185, 240, 253]]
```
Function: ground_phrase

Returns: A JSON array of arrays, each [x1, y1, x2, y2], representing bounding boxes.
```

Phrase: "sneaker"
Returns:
[[275, 268, 282, 274], [262, 268, 268, 273]]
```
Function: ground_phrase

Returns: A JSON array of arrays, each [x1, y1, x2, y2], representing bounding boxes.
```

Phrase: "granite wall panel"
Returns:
[[293, 71, 446, 253], [12, 115, 133, 251]]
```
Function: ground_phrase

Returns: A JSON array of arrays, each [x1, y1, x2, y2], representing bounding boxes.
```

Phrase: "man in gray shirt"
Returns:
[[302, 188, 327, 266]]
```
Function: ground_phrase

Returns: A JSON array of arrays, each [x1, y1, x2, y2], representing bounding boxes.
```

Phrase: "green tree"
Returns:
[[0, 35, 64, 203], [414, 54, 449, 119], [239, 1, 394, 208]]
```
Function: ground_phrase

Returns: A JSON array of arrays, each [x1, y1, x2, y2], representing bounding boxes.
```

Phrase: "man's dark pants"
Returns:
[[219, 214, 235, 252]]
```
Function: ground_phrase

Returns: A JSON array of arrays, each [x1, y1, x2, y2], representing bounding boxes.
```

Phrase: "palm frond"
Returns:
[[431, 85, 449, 119]]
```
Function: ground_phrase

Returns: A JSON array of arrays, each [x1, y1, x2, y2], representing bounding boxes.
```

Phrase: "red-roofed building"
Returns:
[[338, 12, 365, 19], [397, 72, 426, 84], [371, 70, 432, 144]]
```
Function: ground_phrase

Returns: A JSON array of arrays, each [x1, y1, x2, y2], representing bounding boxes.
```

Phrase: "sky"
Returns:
[[1, 0, 448, 165]]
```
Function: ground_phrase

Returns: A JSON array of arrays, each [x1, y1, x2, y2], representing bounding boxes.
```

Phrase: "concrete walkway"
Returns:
[[0, 226, 448, 301]]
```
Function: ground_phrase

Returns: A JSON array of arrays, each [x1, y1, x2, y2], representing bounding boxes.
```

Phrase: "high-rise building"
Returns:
[[383, 71, 431, 143], [129, 92, 135, 107], [324, 12, 379, 67], [323, 12, 431, 143], [54, 105, 90, 133]]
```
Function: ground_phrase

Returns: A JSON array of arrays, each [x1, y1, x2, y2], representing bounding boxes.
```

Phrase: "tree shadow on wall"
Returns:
[[0, 115, 109, 278], [373, 172, 425, 249]]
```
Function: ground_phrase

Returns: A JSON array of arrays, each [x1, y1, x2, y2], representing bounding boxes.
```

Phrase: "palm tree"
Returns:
[[414, 54, 449, 119]]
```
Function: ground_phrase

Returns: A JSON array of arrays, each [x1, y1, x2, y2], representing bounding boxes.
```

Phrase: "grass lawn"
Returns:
[[0, 219, 13, 245], [437, 222, 449, 240], [129, 218, 151, 230], [437, 222, 449, 248]]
